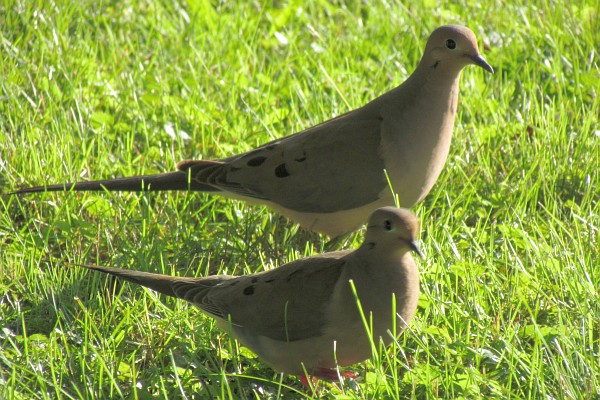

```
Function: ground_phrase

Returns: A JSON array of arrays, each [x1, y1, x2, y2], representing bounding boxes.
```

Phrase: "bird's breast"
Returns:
[[379, 82, 459, 207]]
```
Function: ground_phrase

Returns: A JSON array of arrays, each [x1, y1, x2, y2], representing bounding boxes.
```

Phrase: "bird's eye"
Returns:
[[384, 220, 393, 231], [445, 39, 456, 50]]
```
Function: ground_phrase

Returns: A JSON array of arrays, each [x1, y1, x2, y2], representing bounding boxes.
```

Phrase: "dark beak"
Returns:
[[469, 54, 494, 74], [409, 240, 424, 258]]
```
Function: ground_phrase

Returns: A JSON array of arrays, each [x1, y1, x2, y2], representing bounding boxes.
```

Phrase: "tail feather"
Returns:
[[80, 263, 231, 318], [82, 263, 189, 298], [13, 172, 219, 194]]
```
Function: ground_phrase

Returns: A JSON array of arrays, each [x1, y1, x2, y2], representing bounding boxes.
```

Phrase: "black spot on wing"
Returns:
[[243, 285, 255, 295], [265, 278, 275, 283], [251, 277, 259, 283], [275, 163, 290, 178], [247, 156, 267, 167], [294, 151, 307, 162]]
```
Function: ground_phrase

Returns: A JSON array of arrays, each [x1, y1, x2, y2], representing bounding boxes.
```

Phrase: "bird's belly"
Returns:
[[267, 195, 395, 237]]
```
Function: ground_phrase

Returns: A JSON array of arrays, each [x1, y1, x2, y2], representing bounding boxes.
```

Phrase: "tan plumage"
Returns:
[[77, 207, 422, 383], [14, 25, 492, 237]]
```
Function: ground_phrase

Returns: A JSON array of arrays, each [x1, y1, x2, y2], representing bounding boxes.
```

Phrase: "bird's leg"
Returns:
[[298, 374, 315, 388], [341, 371, 360, 380], [299, 368, 359, 387], [308, 368, 360, 383]]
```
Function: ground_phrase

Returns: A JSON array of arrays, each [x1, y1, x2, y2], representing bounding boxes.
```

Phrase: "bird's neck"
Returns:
[[350, 248, 419, 303], [356, 243, 409, 263], [376, 66, 462, 207], [407, 59, 463, 100]]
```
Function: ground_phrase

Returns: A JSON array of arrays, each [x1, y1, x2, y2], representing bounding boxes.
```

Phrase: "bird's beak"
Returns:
[[468, 54, 494, 74], [409, 240, 424, 258]]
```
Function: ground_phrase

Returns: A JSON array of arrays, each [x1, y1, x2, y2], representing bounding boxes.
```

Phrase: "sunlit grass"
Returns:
[[1, 0, 598, 398]]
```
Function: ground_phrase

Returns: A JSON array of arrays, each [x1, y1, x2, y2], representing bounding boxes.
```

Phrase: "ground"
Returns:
[[0, 1, 598, 399]]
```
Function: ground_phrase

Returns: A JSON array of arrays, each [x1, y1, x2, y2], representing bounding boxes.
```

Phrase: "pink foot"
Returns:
[[299, 368, 359, 386], [341, 371, 360, 380], [299, 374, 313, 388]]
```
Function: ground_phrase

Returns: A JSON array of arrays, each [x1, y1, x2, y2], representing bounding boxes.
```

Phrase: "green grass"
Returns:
[[1, 0, 598, 398]]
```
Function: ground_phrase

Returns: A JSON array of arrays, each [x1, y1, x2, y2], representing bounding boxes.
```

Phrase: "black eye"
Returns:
[[384, 220, 393, 231], [445, 39, 456, 50]]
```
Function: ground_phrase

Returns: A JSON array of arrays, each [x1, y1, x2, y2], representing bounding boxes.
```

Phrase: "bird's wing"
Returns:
[[179, 110, 388, 213], [201, 252, 351, 341], [77, 256, 348, 342]]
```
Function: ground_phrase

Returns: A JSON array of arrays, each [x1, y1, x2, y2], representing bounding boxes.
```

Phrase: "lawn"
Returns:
[[1, 0, 598, 399]]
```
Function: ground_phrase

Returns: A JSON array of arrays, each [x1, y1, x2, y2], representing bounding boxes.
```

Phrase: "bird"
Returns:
[[14, 25, 492, 237], [72, 207, 422, 385]]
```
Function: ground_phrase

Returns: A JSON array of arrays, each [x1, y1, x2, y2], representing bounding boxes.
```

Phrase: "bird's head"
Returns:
[[363, 207, 423, 258], [423, 24, 493, 74]]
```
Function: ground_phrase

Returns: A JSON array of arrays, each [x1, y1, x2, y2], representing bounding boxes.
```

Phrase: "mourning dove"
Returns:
[[74, 207, 422, 384], [15, 25, 492, 237]]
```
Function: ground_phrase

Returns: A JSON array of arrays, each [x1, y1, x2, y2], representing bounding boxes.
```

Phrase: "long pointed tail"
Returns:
[[12, 171, 218, 194], [77, 262, 236, 320], [83, 263, 186, 297], [78, 263, 227, 303]]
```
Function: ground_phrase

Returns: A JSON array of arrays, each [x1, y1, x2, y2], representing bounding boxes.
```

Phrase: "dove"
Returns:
[[14, 25, 492, 237], [73, 207, 422, 385]]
